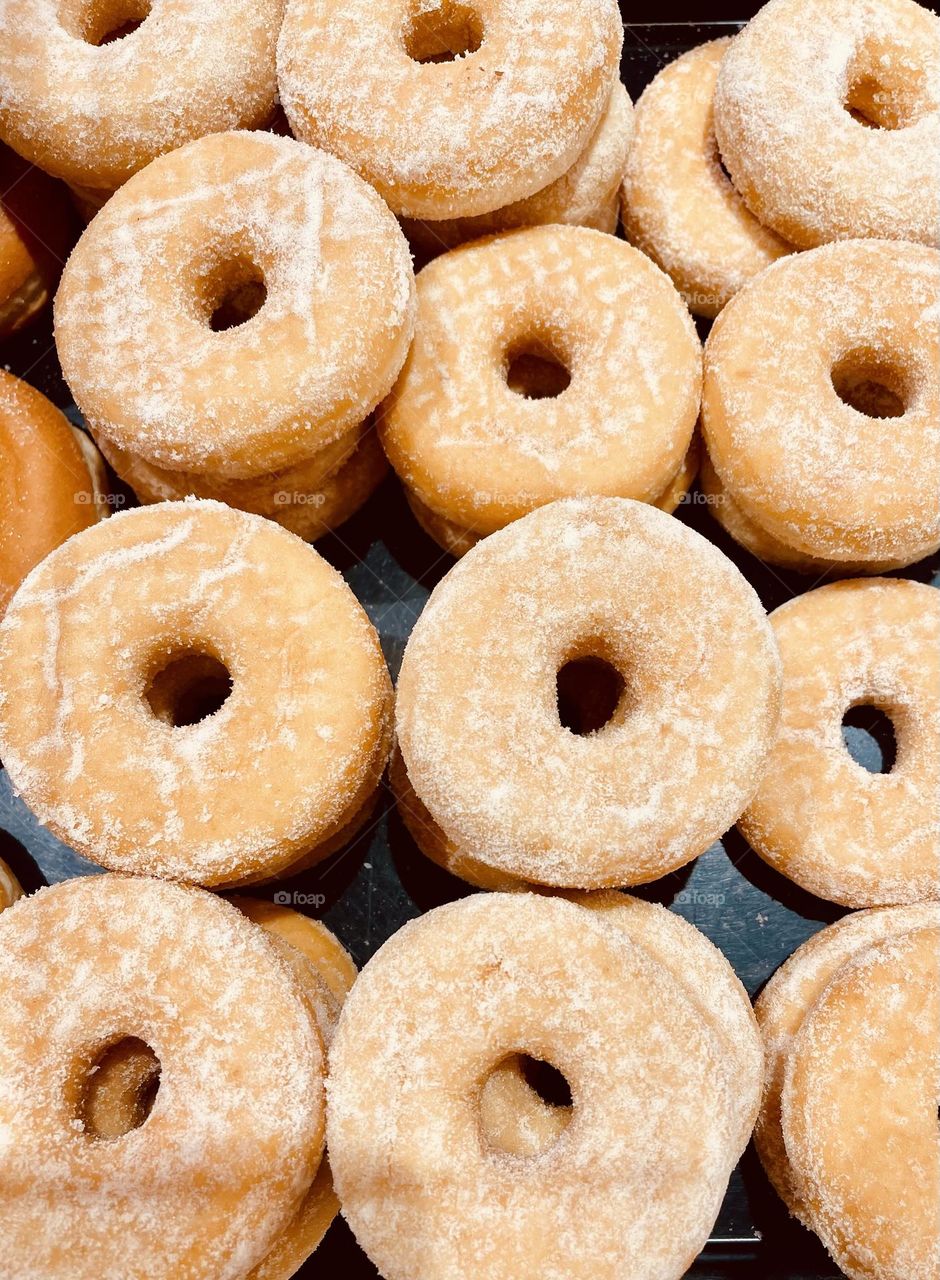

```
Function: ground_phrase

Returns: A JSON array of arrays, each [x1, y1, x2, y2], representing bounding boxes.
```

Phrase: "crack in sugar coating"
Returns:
[[396, 498, 781, 887], [277, 0, 623, 219], [55, 132, 416, 479], [621, 39, 791, 319], [713, 0, 940, 249], [701, 240, 940, 567], [327, 893, 741, 1280], [0, 500, 393, 885], [738, 579, 940, 908], [0, 875, 325, 1280], [380, 227, 702, 537], [0, 0, 285, 193]]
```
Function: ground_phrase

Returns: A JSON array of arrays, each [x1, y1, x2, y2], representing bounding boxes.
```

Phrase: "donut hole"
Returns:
[[480, 1053, 574, 1157], [556, 655, 627, 736], [68, 0, 152, 45], [145, 652, 233, 728], [831, 349, 909, 419], [843, 42, 929, 130], [504, 338, 572, 401], [194, 256, 268, 333], [517, 1054, 573, 1108], [403, 2, 484, 64], [841, 703, 898, 775], [77, 1037, 162, 1140]]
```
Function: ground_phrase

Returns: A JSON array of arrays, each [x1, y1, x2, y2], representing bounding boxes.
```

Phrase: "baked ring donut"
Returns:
[[327, 892, 743, 1280], [381, 227, 702, 542], [621, 40, 790, 319], [701, 240, 940, 569], [782, 926, 940, 1280], [0, 500, 393, 885], [0, 0, 284, 197], [0, 874, 325, 1280], [0, 145, 74, 335], [753, 903, 940, 1220], [714, 0, 940, 249], [401, 82, 634, 258], [396, 498, 781, 888], [277, 0, 623, 219], [739, 579, 940, 908], [0, 371, 105, 614], [55, 131, 415, 479]]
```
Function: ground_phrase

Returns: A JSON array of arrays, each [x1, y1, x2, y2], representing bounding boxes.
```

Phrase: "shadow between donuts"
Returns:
[[721, 827, 847, 934]]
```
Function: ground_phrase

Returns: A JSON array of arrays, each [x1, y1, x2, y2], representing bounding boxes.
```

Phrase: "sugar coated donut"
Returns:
[[0, 371, 105, 615], [702, 240, 940, 570], [0, 854, 23, 910], [381, 227, 701, 544], [0, 145, 74, 336], [0, 874, 325, 1279], [401, 82, 634, 257], [55, 131, 415, 479], [277, 0, 623, 219], [0, 1, 284, 196], [396, 498, 781, 888], [327, 893, 744, 1280], [739, 580, 940, 908], [753, 904, 940, 1220], [714, 0, 940, 249], [0, 500, 393, 885], [621, 40, 790, 319], [782, 926, 940, 1280]]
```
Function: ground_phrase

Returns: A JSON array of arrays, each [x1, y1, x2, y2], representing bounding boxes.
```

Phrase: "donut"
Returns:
[[0, 855, 23, 911], [0, 371, 107, 614], [621, 40, 790, 319], [401, 82, 634, 258], [753, 903, 940, 1220], [0, 144, 74, 335], [738, 579, 940, 908], [395, 498, 781, 888], [55, 131, 416, 480], [782, 926, 940, 1280], [0, 1, 284, 198], [0, 500, 393, 885], [701, 240, 940, 570], [380, 227, 702, 544], [0, 874, 325, 1279], [277, 0, 623, 219], [327, 892, 744, 1280], [714, 0, 940, 249]]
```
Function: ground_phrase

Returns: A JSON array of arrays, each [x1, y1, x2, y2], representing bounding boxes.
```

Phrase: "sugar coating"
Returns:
[[0, 0, 284, 192], [396, 498, 781, 887], [327, 892, 741, 1280], [277, 0, 623, 219], [381, 227, 702, 536], [702, 239, 940, 567], [55, 131, 416, 478], [621, 39, 791, 319], [0, 874, 325, 1280], [0, 500, 393, 885], [714, 0, 940, 247]]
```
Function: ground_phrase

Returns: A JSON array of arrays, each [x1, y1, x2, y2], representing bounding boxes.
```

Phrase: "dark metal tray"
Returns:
[[2, 19, 936, 1280]]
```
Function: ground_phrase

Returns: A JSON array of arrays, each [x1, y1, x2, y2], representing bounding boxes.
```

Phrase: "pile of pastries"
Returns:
[[0, 0, 937, 1277]]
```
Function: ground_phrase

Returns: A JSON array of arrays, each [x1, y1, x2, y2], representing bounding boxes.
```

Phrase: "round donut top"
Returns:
[[396, 498, 781, 887], [277, 0, 623, 219], [714, 0, 940, 248], [0, 500, 392, 884], [380, 226, 701, 533], [621, 39, 791, 318], [0, 0, 284, 191], [55, 132, 416, 478], [702, 239, 940, 564], [0, 874, 324, 1279], [327, 892, 739, 1280]]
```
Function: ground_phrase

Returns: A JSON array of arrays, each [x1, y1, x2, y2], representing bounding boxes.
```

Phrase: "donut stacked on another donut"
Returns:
[[0, 501, 394, 886], [755, 906, 940, 1280], [327, 892, 763, 1280], [394, 498, 781, 889], [381, 226, 702, 554], [701, 240, 940, 573], [0, 874, 327, 1280], [55, 132, 416, 539]]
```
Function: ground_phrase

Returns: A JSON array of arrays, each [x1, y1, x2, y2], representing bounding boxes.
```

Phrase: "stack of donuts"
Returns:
[[0, 0, 937, 1277]]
